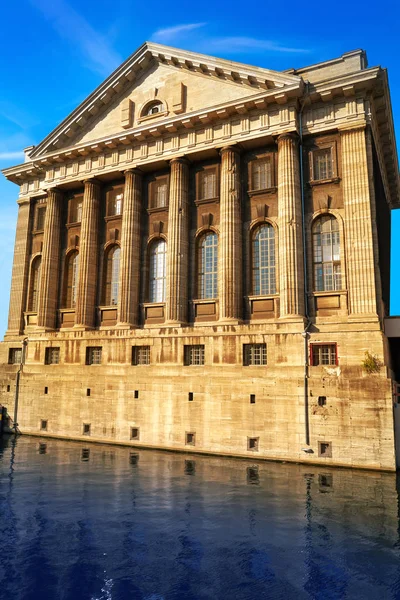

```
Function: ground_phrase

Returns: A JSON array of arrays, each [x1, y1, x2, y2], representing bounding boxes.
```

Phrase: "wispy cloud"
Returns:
[[204, 36, 309, 54], [0, 151, 25, 161], [151, 23, 206, 43], [29, 0, 122, 76]]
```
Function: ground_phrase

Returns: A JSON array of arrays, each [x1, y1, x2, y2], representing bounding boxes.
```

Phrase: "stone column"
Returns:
[[341, 126, 377, 315], [37, 188, 62, 330], [218, 145, 242, 321], [277, 133, 304, 318], [75, 179, 101, 328], [117, 168, 142, 327], [165, 157, 189, 324], [6, 199, 32, 336]]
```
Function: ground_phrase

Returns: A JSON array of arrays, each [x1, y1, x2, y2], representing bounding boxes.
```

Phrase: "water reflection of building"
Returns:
[[0, 44, 399, 469]]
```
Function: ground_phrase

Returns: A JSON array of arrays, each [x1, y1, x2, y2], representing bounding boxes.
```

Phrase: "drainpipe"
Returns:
[[299, 82, 312, 448], [13, 337, 28, 434]]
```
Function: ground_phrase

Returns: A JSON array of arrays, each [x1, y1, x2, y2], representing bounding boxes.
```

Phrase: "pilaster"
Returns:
[[165, 157, 189, 324], [37, 188, 62, 330], [117, 168, 143, 327], [75, 179, 101, 329], [277, 133, 304, 319], [5, 199, 32, 337], [218, 145, 242, 322], [341, 126, 377, 316]]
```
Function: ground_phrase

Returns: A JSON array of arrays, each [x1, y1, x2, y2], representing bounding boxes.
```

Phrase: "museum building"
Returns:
[[1, 43, 399, 469]]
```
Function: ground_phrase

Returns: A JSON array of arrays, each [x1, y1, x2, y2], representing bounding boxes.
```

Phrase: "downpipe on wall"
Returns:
[[13, 337, 28, 434], [299, 83, 312, 449]]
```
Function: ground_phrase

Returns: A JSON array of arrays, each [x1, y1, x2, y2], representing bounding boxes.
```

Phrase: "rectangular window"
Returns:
[[36, 206, 46, 231], [318, 441, 332, 458], [83, 423, 91, 435], [132, 346, 150, 366], [69, 196, 83, 223], [184, 345, 205, 366], [106, 187, 124, 216], [8, 348, 22, 364], [243, 344, 267, 366], [150, 177, 168, 209], [311, 344, 337, 366], [312, 148, 333, 181], [45, 347, 60, 365], [198, 169, 217, 200], [131, 427, 140, 440], [251, 157, 272, 190], [185, 432, 196, 446], [86, 347, 102, 365], [248, 437, 259, 451], [40, 420, 48, 431]]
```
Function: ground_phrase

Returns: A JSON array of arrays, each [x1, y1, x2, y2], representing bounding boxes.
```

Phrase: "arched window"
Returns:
[[252, 224, 276, 295], [104, 246, 121, 306], [143, 101, 164, 117], [198, 232, 218, 299], [149, 239, 167, 302], [313, 215, 341, 291], [65, 251, 79, 308], [28, 256, 42, 312]]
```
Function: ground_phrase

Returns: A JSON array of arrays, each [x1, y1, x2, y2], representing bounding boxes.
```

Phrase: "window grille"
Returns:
[[105, 246, 121, 305], [313, 148, 333, 181], [152, 180, 168, 208], [311, 344, 337, 366], [65, 252, 79, 308], [9, 348, 22, 364], [243, 344, 267, 366], [69, 197, 83, 223], [45, 347, 60, 365], [86, 347, 102, 365], [36, 206, 46, 231], [107, 189, 124, 216], [198, 232, 218, 299], [313, 215, 341, 291], [29, 256, 42, 312], [199, 170, 217, 200], [184, 345, 205, 366], [251, 157, 272, 190], [149, 239, 167, 302], [132, 346, 151, 366], [252, 224, 276, 295]]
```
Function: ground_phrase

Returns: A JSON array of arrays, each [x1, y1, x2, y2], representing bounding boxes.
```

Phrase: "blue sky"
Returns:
[[0, 0, 399, 336]]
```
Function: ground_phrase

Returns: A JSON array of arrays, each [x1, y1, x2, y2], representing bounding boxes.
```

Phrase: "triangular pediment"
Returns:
[[29, 42, 302, 158]]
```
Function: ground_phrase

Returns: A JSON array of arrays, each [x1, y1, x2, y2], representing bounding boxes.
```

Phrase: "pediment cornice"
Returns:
[[27, 42, 302, 160]]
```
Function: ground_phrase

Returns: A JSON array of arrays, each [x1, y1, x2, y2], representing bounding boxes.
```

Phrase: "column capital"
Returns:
[[44, 186, 63, 197], [169, 155, 190, 166], [276, 131, 299, 145], [82, 177, 101, 187], [219, 144, 241, 156], [123, 167, 143, 176]]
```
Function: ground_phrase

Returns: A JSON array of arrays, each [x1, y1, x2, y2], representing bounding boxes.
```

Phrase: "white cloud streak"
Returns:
[[29, 0, 122, 76], [151, 23, 206, 43], [0, 152, 25, 161], [205, 36, 309, 54]]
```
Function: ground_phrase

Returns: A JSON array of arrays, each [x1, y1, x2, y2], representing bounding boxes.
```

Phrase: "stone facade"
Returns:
[[1, 43, 399, 470]]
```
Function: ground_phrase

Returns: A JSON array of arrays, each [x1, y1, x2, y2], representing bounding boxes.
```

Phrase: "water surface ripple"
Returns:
[[1, 436, 400, 600]]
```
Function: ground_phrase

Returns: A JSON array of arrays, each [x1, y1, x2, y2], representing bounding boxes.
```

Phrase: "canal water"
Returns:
[[0, 436, 400, 600]]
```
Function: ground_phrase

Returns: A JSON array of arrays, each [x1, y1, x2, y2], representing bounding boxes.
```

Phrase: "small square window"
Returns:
[[134, 390, 139, 399], [131, 427, 140, 440], [87, 389, 91, 397], [38, 443, 47, 455], [247, 466, 260, 485], [311, 344, 337, 366], [7, 385, 10, 392], [132, 346, 150, 366], [8, 348, 22, 365], [44, 387, 48, 395], [243, 344, 267, 366], [81, 448, 90, 461], [129, 452, 139, 466], [185, 459, 196, 475], [250, 394, 256, 404], [83, 423, 91, 436], [311, 148, 334, 181], [188, 392, 194, 402], [185, 432, 196, 446], [248, 437, 259, 452], [318, 441, 332, 458], [45, 347, 60, 365], [319, 474, 333, 488], [40, 419, 48, 431], [184, 345, 205, 366], [86, 347, 102, 365], [318, 396, 327, 407]]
